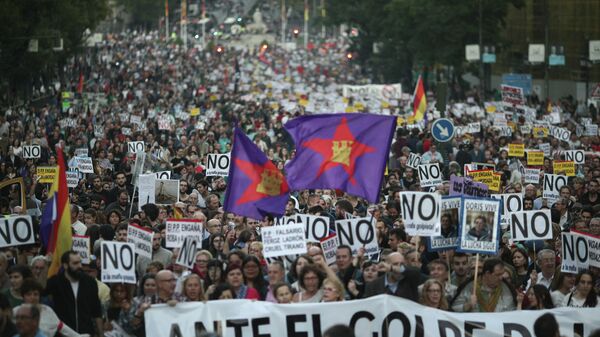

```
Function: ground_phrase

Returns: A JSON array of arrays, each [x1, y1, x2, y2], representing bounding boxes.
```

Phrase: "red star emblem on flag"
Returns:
[[234, 159, 289, 205], [301, 117, 375, 185]]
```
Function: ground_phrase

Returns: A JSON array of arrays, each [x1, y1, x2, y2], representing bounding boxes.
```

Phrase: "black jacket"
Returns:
[[363, 266, 425, 302], [45, 272, 102, 334]]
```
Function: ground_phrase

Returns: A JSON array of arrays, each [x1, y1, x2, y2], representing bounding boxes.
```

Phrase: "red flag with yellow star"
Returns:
[[284, 113, 396, 203], [223, 128, 289, 219]]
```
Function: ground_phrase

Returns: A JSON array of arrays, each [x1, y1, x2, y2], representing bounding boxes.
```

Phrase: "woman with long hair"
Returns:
[[105, 283, 135, 333], [242, 256, 268, 300], [550, 270, 576, 307], [183, 274, 206, 301], [208, 233, 228, 260], [518, 284, 554, 310], [224, 264, 260, 300], [288, 255, 314, 291], [419, 279, 449, 310], [511, 248, 530, 289], [562, 270, 599, 308]]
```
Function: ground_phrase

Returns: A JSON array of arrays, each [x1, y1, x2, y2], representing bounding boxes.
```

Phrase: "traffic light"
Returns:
[[292, 28, 300, 39]]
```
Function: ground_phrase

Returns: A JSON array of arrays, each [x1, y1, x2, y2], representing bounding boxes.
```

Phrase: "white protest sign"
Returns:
[[468, 122, 481, 133], [94, 125, 104, 137], [565, 150, 585, 164], [165, 219, 204, 248], [206, 153, 230, 176], [158, 115, 171, 130], [74, 148, 88, 157], [261, 223, 307, 258], [561, 231, 589, 273], [417, 163, 442, 187], [400, 192, 441, 236], [0, 215, 35, 248], [127, 223, 153, 259], [490, 193, 523, 229], [523, 168, 540, 184], [274, 216, 297, 226], [130, 115, 142, 125], [458, 198, 501, 255], [66, 171, 80, 188], [334, 217, 379, 256], [72, 235, 91, 264], [588, 233, 600, 269], [155, 171, 171, 180], [101, 241, 136, 284], [176, 236, 200, 269], [538, 143, 551, 157], [76, 156, 94, 173], [542, 174, 567, 202], [585, 124, 598, 136], [295, 214, 331, 243], [549, 126, 571, 142], [138, 174, 156, 211], [406, 153, 422, 169], [510, 210, 553, 241], [320, 234, 339, 266], [428, 196, 461, 251], [22, 145, 41, 159], [128, 141, 145, 154]]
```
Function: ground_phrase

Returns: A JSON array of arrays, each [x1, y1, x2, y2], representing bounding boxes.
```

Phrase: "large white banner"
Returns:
[[145, 295, 600, 337]]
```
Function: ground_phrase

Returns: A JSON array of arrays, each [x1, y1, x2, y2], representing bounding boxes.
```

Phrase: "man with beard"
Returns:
[[45, 250, 103, 336]]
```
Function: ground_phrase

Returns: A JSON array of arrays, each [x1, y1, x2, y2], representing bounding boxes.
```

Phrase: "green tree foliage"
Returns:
[[0, 0, 109, 100], [117, 0, 177, 29], [326, 0, 523, 85]]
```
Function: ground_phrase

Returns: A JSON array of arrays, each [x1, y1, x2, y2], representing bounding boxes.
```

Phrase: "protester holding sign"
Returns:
[[451, 258, 517, 312]]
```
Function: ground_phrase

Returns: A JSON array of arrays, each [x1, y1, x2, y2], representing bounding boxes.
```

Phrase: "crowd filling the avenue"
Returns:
[[1, 30, 600, 337]]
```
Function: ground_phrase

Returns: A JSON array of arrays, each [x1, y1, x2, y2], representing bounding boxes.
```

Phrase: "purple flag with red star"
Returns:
[[284, 114, 396, 203], [223, 128, 290, 219]]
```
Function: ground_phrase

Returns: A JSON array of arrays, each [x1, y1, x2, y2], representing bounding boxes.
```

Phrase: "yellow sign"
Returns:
[[354, 103, 364, 111], [527, 151, 544, 166], [270, 103, 280, 110], [489, 173, 502, 192], [37, 166, 58, 184], [381, 101, 390, 108], [209, 95, 218, 102], [397, 117, 406, 125], [345, 106, 356, 113], [553, 161, 575, 177], [485, 105, 497, 113], [299, 98, 309, 107], [189, 108, 200, 116], [469, 169, 501, 192], [508, 144, 525, 157], [533, 127, 549, 138]]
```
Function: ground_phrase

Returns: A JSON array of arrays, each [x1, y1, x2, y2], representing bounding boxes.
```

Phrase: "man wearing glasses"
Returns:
[[14, 304, 44, 337]]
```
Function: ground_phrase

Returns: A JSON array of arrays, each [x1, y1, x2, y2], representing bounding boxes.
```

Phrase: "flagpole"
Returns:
[[165, 0, 169, 39], [304, 0, 308, 48]]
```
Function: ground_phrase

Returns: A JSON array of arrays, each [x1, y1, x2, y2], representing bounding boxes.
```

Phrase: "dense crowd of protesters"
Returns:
[[0, 29, 599, 337]]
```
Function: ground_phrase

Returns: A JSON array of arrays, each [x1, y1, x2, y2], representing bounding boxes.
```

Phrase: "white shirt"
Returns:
[[526, 272, 554, 290]]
